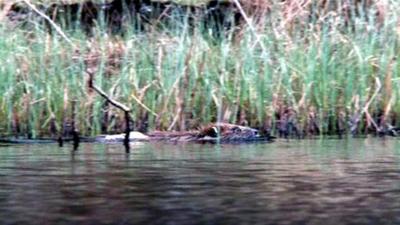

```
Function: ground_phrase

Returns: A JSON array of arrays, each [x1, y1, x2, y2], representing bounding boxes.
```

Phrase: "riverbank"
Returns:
[[1, 138, 400, 225], [0, 0, 399, 139]]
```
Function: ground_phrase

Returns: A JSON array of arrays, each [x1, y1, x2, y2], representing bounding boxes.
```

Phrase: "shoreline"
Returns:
[[1, 1, 399, 138]]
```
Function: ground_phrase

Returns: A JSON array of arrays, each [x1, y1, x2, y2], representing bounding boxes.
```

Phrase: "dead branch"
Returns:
[[88, 82, 131, 113], [86, 70, 131, 152], [22, 0, 76, 48]]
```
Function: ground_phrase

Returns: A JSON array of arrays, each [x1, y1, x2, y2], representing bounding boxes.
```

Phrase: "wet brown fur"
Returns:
[[147, 123, 260, 142]]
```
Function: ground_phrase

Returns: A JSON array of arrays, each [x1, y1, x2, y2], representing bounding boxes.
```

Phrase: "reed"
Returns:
[[0, 0, 399, 138]]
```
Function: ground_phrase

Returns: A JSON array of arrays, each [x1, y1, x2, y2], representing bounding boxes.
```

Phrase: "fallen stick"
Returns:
[[87, 70, 132, 152], [22, 0, 76, 48], [91, 84, 131, 112]]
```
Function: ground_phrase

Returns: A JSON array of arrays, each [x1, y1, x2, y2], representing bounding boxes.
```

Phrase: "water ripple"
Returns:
[[0, 140, 400, 224]]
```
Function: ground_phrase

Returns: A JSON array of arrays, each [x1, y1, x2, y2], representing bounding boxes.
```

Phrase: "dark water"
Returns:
[[1, 139, 400, 225]]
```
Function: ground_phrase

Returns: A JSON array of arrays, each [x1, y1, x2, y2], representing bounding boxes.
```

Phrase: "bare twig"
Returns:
[[87, 70, 131, 152], [22, 0, 76, 48], [91, 84, 131, 112]]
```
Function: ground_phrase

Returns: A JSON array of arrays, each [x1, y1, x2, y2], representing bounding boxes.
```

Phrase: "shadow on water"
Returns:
[[0, 138, 400, 224]]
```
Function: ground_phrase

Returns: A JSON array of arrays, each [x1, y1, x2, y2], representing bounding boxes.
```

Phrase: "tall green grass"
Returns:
[[0, 1, 399, 138]]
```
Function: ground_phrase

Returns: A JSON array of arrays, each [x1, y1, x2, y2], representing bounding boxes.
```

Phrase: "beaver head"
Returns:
[[198, 123, 260, 142]]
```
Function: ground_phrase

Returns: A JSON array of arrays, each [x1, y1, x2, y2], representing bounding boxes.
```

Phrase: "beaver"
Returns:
[[99, 123, 273, 143]]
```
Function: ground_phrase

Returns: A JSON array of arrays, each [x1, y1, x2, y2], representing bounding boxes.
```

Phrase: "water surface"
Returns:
[[1, 139, 400, 225]]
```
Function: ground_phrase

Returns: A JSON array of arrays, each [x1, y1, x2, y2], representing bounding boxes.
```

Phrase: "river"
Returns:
[[0, 138, 400, 225]]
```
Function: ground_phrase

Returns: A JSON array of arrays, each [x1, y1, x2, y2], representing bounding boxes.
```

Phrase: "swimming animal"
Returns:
[[98, 123, 273, 143]]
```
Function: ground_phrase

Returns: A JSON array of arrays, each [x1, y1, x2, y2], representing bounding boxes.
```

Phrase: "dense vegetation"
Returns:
[[0, 0, 399, 139]]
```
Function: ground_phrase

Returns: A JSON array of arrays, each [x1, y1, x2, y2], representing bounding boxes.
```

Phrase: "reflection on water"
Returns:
[[0, 139, 400, 225]]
